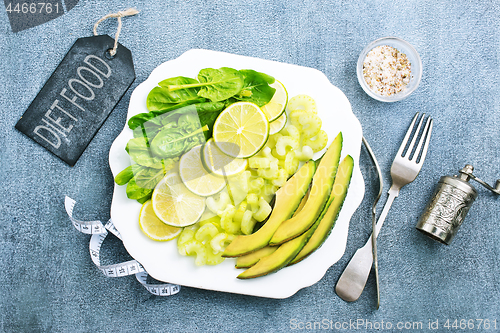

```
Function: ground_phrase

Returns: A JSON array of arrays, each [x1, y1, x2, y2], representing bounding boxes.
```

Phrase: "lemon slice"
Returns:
[[152, 173, 206, 227], [139, 200, 182, 241], [202, 138, 248, 177], [213, 102, 269, 159], [179, 145, 227, 196], [269, 111, 287, 135], [260, 80, 288, 121], [287, 94, 317, 114]]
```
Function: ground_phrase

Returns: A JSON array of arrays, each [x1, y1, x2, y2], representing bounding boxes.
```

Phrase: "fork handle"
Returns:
[[374, 186, 399, 238], [371, 186, 398, 307], [335, 187, 399, 302]]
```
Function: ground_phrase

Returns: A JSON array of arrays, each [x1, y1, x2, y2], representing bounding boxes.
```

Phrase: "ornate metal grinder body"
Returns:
[[416, 165, 500, 245]]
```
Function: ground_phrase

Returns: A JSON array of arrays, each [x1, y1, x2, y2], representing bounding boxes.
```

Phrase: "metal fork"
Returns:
[[335, 113, 433, 305]]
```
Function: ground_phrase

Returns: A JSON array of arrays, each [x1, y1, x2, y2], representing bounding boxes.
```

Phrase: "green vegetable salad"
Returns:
[[115, 67, 277, 203]]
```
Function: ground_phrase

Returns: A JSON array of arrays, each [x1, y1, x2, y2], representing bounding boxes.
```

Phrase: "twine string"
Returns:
[[93, 8, 139, 56]]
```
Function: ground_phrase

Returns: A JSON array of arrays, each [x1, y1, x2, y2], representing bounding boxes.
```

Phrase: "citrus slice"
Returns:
[[287, 94, 317, 114], [202, 138, 248, 177], [213, 102, 269, 159], [152, 173, 206, 227], [260, 80, 288, 121], [179, 145, 227, 196], [139, 200, 182, 241], [269, 111, 287, 135]]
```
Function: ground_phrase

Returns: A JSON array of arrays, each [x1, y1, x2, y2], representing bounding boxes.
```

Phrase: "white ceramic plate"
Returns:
[[109, 49, 364, 299]]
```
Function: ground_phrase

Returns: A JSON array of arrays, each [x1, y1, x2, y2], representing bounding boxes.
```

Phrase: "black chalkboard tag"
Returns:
[[15, 35, 135, 166]]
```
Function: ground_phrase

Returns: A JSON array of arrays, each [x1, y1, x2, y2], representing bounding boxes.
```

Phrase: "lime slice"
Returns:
[[261, 80, 288, 121], [152, 173, 206, 227], [139, 200, 182, 241], [213, 102, 269, 159], [287, 94, 317, 114], [179, 145, 227, 196], [202, 138, 248, 177], [269, 111, 287, 135]]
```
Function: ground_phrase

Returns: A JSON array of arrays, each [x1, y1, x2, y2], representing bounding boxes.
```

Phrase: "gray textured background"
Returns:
[[1, 0, 500, 332]]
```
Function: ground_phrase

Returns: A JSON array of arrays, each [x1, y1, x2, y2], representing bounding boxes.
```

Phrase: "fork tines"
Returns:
[[399, 112, 433, 165]]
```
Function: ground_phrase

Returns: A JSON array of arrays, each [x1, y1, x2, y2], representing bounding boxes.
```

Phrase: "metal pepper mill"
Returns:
[[416, 164, 500, 245]]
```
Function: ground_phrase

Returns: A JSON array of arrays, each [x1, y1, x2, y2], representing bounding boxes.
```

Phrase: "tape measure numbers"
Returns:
[[65, 196, 181, 296]]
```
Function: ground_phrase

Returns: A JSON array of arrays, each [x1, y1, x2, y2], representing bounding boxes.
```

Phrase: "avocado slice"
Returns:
[[235, 246, 278, 268], [269, 132, 343, 246], [234, 188, 310, 268], [237, 199, 333, 279], [292, 187, 310, 217], [236, 155, 354, 279], [237, 233, 309, 279], [289, 155, 354, 265], [222, 160, 316, 258]]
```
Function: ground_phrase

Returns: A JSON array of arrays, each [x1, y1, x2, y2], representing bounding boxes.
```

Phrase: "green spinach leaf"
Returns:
[[197, 67, 244, 101], [150, 125, 208, 158], [134, 167, 166, 189], [126, 137, 163, 168], [150, 98, 206, 116], [177, 112, 200, 132], [234, 70, 276, 106], [128, 113, 156, 131], [126, 178, 154, 200], [195, 102, 226, 139], [141, 118, 178, 143], [129, 98, 205, 131], [114, 164, 141, 185], [146, 77, 203, 111], [166, 67, 244, 102], [137, 193, 152, 204]]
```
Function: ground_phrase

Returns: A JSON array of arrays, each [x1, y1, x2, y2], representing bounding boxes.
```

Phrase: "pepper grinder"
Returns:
[[416, 164, 500, 245]]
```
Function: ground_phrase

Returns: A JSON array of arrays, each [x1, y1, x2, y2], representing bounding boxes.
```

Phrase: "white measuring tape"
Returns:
[[64, 196, 181, 296]]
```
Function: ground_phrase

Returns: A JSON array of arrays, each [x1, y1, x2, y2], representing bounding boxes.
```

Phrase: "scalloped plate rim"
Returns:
[[108, 49, 365, 299]]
